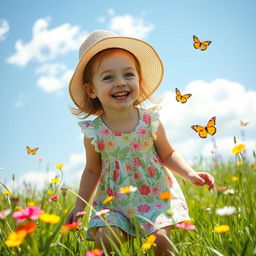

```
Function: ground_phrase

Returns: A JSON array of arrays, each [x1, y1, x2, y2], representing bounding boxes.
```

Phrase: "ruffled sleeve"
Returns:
[[78, 121, 99, 152], [147, 106, 161, 140]]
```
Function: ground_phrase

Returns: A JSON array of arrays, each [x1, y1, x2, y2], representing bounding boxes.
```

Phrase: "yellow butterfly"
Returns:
[[26, 146, 39, 155], [191, 117, 216, 138], [240, 121, 249, 127], [193, 35, 212, 51], [175, 88, 192, 104]]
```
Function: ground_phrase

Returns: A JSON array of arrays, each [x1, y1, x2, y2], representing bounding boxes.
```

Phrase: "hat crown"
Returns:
[[79, 30, 118, 60]]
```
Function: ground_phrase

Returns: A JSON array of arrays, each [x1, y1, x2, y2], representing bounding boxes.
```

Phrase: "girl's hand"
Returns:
[[65, 208, 84, 224], [188, 172, 215, 191]]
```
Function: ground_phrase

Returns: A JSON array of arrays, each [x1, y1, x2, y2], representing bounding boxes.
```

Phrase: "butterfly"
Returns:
[[175, 88, 192, 104], [193, 35, 212, 51], [191, 117, 216, 138], [26, 146, 39, 155], [240, 121, 249, 127]]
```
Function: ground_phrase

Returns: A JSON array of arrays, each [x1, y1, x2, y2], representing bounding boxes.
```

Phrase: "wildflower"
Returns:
[[165, 209, 173, 217], [95, 209, 110, 218], [55, 164, 64, 169], [38, 157, 44, 161], [49, 195, 59, 202], [47, 190, 54, 195], [231, 144, 245, 154], [223, 188, 235, 195], [214, 225, 230, 233], [142, 234, 156, 251], [61, 187, 68, 196], [119, 185, 137, 194], [215, 206, 236, 216], [231, 176, 239, 181], [51, 178, 60, 184], [102, 196, 113, 204], [236, 161, 244, 166], [27, 201, 35, 206], [61, 221, 82, 231], [86, 249, 104, 256], [13, 206, 43, 223], [0, 209, 12, 219], [16, 222, 36, 234], [39, 213, 60, 224], [76, 211, 86, 217], [160, 191, 172, 201], [5, 230, 27, 247], [2, 189, 12, 195], [175, 220, 196, 230]]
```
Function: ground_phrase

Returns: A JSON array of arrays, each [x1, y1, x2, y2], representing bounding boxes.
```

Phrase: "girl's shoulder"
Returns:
[[139, 105, 161, 122]]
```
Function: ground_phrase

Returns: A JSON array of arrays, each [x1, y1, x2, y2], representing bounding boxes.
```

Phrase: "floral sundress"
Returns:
[[78, 107, 190, 240]]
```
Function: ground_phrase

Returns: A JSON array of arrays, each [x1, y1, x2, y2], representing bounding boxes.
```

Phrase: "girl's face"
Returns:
[[86, 49, 141, 112]]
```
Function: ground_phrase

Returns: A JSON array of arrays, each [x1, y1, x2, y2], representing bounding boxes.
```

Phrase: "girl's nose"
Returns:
[[115, 78, 127, 87]]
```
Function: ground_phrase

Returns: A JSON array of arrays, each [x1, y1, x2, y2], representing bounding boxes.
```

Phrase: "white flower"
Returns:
[[215, 206, 236, 216], [223, 189, 235, 195]]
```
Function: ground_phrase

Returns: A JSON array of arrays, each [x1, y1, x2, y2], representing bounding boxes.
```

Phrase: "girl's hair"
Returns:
[[71, 48, 149, 119]]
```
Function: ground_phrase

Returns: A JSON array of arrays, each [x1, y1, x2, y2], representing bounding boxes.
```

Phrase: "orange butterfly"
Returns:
[[191, 117, 216, 138], [193, 35, 212, 51], [26, 146, 39, 155], [175, 88, 192, 104], [240, 121, 249, 127]]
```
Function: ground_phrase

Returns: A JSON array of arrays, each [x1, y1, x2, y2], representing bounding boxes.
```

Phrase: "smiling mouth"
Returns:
[[111, 91, 130, 99]]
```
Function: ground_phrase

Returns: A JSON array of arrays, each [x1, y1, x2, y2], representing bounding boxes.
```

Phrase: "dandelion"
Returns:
[[5, 230, 27, 247], [231, 176, 239, 181], [39, 213, 60, 224], [61, 221, 82, 232], [76, 211, 86, 217], [119, 185, 137, 194], [2, 189, 12, 195], [160, 191, 172, 201], [55, 164, 64, 169], [51, 178, 60, 184], [175, 220, 196, 230], [231, 144, 245, 154], [49, 195, 59, 202], [47, 190, 54, 195], [16, 222, 36, 234], [214, 225, 230, 233], [0, 209, 12, 219], [13, 206, 43, 223], [215, 206, 236, 216], [142, 234, 156, 251], [86, 249, 104, 256], [102, 196, 113, 204]]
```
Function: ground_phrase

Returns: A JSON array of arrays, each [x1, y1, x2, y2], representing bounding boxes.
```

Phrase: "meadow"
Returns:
[[0, 140, 255, 256]]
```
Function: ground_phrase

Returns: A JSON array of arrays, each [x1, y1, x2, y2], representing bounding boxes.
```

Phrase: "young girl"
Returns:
[[66, 30, 215, 255]]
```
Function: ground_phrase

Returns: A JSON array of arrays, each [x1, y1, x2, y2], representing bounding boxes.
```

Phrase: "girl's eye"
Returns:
[[124, 72, 135, 78], [103, 75, 113, 81]]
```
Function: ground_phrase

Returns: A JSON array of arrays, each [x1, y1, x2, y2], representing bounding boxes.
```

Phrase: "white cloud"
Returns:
[[156, 79, 256, 162], [108, 14, 154, 38], [35, 63, 73, 93], [0, 19, 9, 41], [6, 17, 87, 66]]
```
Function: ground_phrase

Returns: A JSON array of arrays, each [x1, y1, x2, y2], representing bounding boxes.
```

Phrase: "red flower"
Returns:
[[137, 204, 151, 213], [147, 166, 156, 177], [115, 160, 120, 170], [97, 141, 105, 151], [142, 114, 151, 124], [134, 158, 141, 167], [107, 188, 114, 196], [134, 172, 140, 180], [113, 170, 120, 182], [113, 131, 122, 136], [139, 184, 150, 195], [85, 122, 91, 127], [16, 222, 36, 234]]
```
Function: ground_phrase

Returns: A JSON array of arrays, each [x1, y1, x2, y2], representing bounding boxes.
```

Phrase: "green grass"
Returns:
[[0, 156, 256, 255]]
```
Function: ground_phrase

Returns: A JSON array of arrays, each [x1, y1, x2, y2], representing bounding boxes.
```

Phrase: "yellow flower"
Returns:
[[55, 164, 64, 169], [231, 144, 245, 154], [39, 213, 60, 224], [231, 176, 239, 181], [141, 140, 150, 150], [51, 178, 60, 184], [214, 225, 230, 233], [119, 185, 137, 194], [47, 190, 54, 195], [236, 161, 244, 166], [142, 234, 156, 250], [160, 192, 172, 201], [105, 140, 116, 151], [102, 196, 113, 204], [2, 189, 12, 195], [27, 201, 35, 206], [5, 230, 27, 247]]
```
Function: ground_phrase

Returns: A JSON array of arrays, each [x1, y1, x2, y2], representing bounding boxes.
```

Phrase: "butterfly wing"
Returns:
[[240, 121, 249, 126], [206, 117, 216, 135], [180, 93, 192, 103], [26, 146, 38, 155], [193, 35, 201, 49], [200, 40, 212, 51], [191, 125, 208, 138], [175, 88, 182, 102]]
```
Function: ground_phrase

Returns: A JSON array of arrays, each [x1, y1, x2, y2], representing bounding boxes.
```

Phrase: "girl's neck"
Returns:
[[101, 106, 139, 133]]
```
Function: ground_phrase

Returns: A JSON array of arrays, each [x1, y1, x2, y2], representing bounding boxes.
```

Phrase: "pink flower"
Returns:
[[113, 131, 122, 136], [137, 127, 146, 137], [76, 211, 86, 217], [142, 114, 151, 124], [168, 176, 173, 187], [49, 195, 59, 202], [101, 128, 110, 136], [139, 184, 150, 195], [175, 221, 196, 230], [134, 157, 141, 167], [92, 201, 98, 207], [13, 206, 43, 223], [113, 170, 120, 182], [86, 249, 104, 256], [147, 166, 156, 177], [151, 185, 161, 195], [137, 204, 151, 213], [85, 122, 92, 127], [134, 172, 140, 180], [130, 142, 140, 152], [97, 141, 105, 151], [38, 157, 44, 161]]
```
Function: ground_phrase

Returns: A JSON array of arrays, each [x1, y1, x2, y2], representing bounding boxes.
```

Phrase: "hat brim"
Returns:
[[69, 36, 164, 111]]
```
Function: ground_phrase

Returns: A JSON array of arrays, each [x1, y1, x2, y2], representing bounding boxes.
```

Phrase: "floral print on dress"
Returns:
[[78, 107, 190, 240]]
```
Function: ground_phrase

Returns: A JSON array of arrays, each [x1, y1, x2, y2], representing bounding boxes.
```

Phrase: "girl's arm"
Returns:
[[154, 121, 214, 190], [66, 136, 102, 223]]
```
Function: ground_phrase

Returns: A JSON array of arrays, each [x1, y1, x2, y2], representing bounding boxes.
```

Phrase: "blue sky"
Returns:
[[1, 0, 256, 188]]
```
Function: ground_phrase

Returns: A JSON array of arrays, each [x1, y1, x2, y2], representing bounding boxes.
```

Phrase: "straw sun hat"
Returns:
[[69, 30, 164, 111]]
